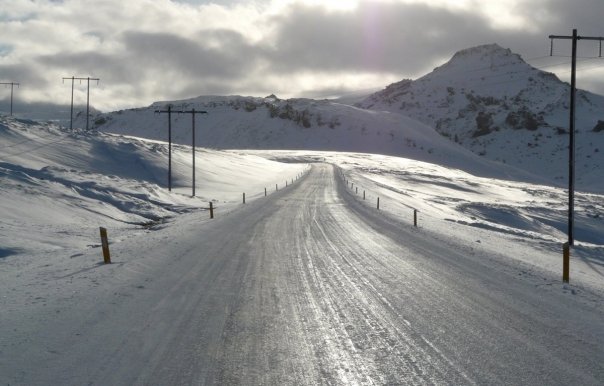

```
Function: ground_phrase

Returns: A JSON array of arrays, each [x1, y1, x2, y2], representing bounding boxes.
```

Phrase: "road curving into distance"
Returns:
[[5, 163, 603, 385]]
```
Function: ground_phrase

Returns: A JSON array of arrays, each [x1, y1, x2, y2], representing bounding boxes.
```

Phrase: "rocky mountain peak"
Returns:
[[358, 43, 604, 188], [449, 43, 519, 63]]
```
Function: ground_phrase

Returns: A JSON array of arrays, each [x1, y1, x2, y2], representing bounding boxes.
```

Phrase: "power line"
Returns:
[[0, 132, 72, 160]]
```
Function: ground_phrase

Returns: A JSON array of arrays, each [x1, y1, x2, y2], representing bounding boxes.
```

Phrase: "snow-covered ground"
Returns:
[[2, 116, 602, 303], [252, 149, 604, 293], [2, 116, 603, 384], [0, 115, 308, 257]]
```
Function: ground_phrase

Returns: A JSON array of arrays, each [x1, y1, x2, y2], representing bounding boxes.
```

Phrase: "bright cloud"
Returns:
[[1, 0, 603, 112]]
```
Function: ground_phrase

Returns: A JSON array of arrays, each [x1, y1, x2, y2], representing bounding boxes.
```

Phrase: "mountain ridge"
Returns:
[[357, 43, 604, 191], [86, 43, 604, 191]]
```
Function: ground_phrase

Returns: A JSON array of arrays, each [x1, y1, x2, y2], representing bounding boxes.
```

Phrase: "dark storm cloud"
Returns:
[[0, 63, 49, 87], [265, 2, 520, 75], [36, 51, 131, 81], [520, 0, 604, 56], [121, 30, 263, 80], [4, 0, 604, 110], [527, 0, 604, 34]]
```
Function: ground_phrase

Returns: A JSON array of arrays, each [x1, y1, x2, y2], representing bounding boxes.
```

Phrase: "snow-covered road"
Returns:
[[3, 164, 603, 385]]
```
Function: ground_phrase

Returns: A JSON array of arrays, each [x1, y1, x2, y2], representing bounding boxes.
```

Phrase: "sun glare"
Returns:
[[281, 0, 361, 11]]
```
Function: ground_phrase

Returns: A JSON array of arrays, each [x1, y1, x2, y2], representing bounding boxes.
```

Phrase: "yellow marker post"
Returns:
[[99, 227, 111, 264]]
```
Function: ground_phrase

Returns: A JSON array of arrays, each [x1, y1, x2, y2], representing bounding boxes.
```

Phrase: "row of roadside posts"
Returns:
[[343, 173, 418, 227], [97, 170, 306, 264], [98, 168, 570, 284], [343, 169, 571, 284]]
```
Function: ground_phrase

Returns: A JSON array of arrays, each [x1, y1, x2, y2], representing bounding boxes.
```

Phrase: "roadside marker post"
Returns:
[[414, 209, 418, 227], [243, 192, 246, 204], [99, 227, 111, 264], [563, 242, 570, 283], [265, 187, 267, 197], [209, 202, 214, 219], [363, 190, 366, 200], [377, 197, 380, 210]]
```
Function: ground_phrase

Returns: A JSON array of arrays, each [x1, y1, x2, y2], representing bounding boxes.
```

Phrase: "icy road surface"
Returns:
[[3, 164, 603, 385]]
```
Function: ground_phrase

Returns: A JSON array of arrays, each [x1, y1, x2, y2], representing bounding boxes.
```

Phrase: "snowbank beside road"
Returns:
[[255, 150, 604, 293], [0, 116, 307, 257]]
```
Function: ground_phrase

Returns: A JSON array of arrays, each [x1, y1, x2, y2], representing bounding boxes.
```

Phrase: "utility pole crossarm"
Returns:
[[549, 35, 604, 41], [549, 34, 604, 40], [175, 110, 208, 114]]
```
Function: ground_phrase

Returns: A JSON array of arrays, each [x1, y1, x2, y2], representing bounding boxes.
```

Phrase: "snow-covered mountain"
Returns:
[[88, 95, 455, 157], [87, 95, 548, 184], [86, 44, 603, 191], [357, 44, 604, 192]]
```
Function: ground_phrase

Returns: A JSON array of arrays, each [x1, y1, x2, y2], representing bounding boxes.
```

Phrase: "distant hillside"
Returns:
[[86, 95, 538, 182], [84, 44, 604, 191], [357, 44, 604, 192]]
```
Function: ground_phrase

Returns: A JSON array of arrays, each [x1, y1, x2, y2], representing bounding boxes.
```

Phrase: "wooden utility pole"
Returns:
[[176, 108, 208, 196], [155, 107, 207, 195], [1, 82, 19, 115], [549, 29, 604, 246], [62, 76, 100, 130], [549, 29, 604, 281], [155, 106, 173, 191]]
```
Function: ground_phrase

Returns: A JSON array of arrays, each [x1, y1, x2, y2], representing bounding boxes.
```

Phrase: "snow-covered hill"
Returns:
[[88, 95, 462, 157], [87, 44, 604, 192], [2, 112, 602, 268], [357, 44, 604, 192], [86, 95, 548, 185], [0, 115, 306, 256]]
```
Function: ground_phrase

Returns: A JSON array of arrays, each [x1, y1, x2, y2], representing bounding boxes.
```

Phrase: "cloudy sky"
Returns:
[[1, 0, 604, 112]]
